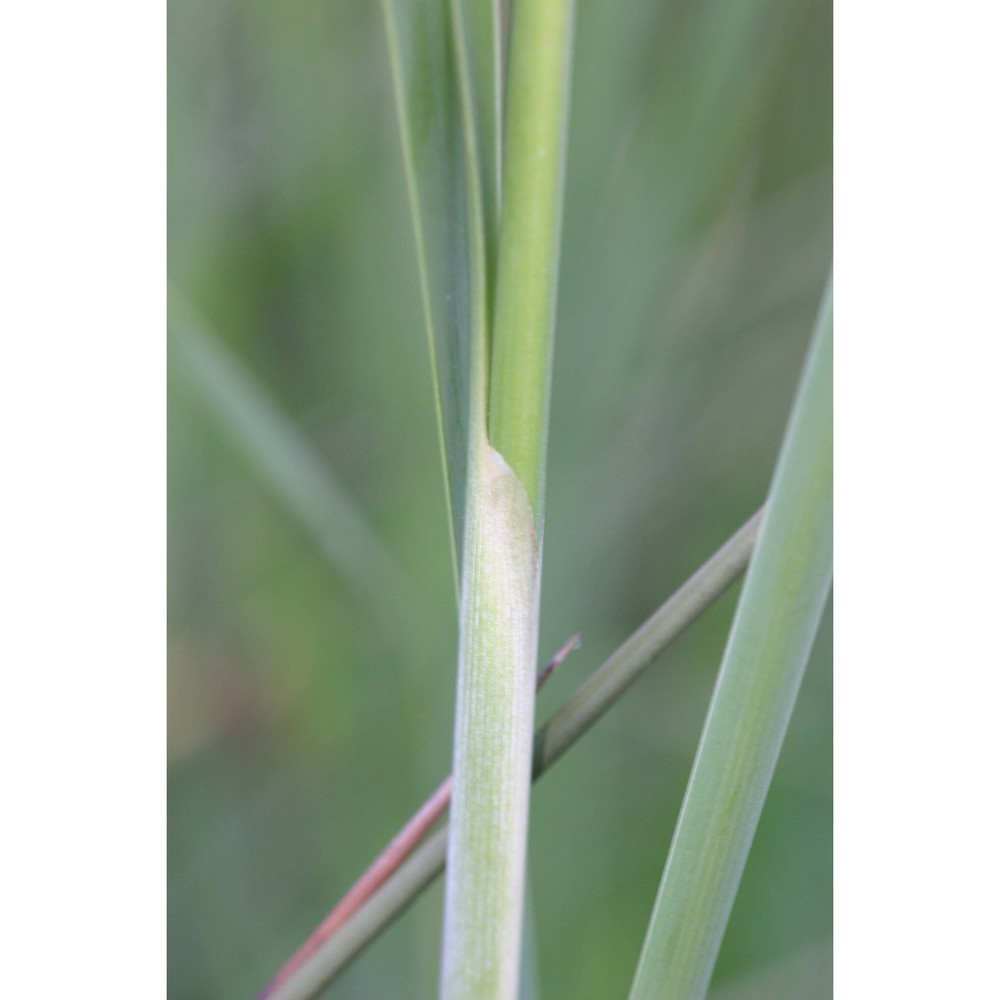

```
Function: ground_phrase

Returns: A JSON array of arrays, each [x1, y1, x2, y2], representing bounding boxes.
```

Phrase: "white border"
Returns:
[[836, 1, 1000, 994], [1, 0, 165, 991], [2, 0, 999, 994]]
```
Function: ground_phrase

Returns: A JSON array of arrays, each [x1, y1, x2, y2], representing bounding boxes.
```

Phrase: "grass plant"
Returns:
[[167, 1, 832, 996], [380, 2, 575, 996], [263, 510, 763, 1000]]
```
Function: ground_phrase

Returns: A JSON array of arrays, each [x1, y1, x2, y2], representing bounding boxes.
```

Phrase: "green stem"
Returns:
[[488, 0, 575, 520], [628, 280, 833, 1000], [442, 439, 540, 1000], [440, 3, 575, 997]]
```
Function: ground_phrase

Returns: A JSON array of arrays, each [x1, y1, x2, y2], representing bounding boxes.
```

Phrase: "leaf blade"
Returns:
[[381, 0, 476, 592], [628, 279, 833, 1000], [381, 0, 502, 595]]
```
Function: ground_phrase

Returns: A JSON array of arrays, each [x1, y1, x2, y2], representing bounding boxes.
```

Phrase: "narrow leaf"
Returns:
[[381, 0, 478, 590], [448, 0, 503, 274], [628, 280, 833, 1000]]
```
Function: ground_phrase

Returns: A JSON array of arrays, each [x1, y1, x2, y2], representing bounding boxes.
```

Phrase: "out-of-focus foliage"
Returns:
[[167, 0, 832, 996]]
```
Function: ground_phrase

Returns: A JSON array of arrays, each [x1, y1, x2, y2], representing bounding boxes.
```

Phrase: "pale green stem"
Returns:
[[263, 510, 762, 1000], [488, 0, 575, 519], [442, 439, 539, 1000], [440, 1, 535, 994], [440, 3, 575, 997], [628, 280, 833, 1000], [382, 0, 548, 993]]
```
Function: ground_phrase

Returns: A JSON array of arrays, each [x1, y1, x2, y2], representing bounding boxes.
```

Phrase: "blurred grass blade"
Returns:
[[261, 510, 762, 999], [628, 280, 833, 1000], [381, 0, 495, 592], [168, 288, 409, 611]]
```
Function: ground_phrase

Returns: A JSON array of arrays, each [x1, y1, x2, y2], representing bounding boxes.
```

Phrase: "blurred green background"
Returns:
[[168, 0, 832, 997]]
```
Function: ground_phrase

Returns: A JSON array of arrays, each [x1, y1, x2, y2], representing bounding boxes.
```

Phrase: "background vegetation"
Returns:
[[168, 0, 832, 996]]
